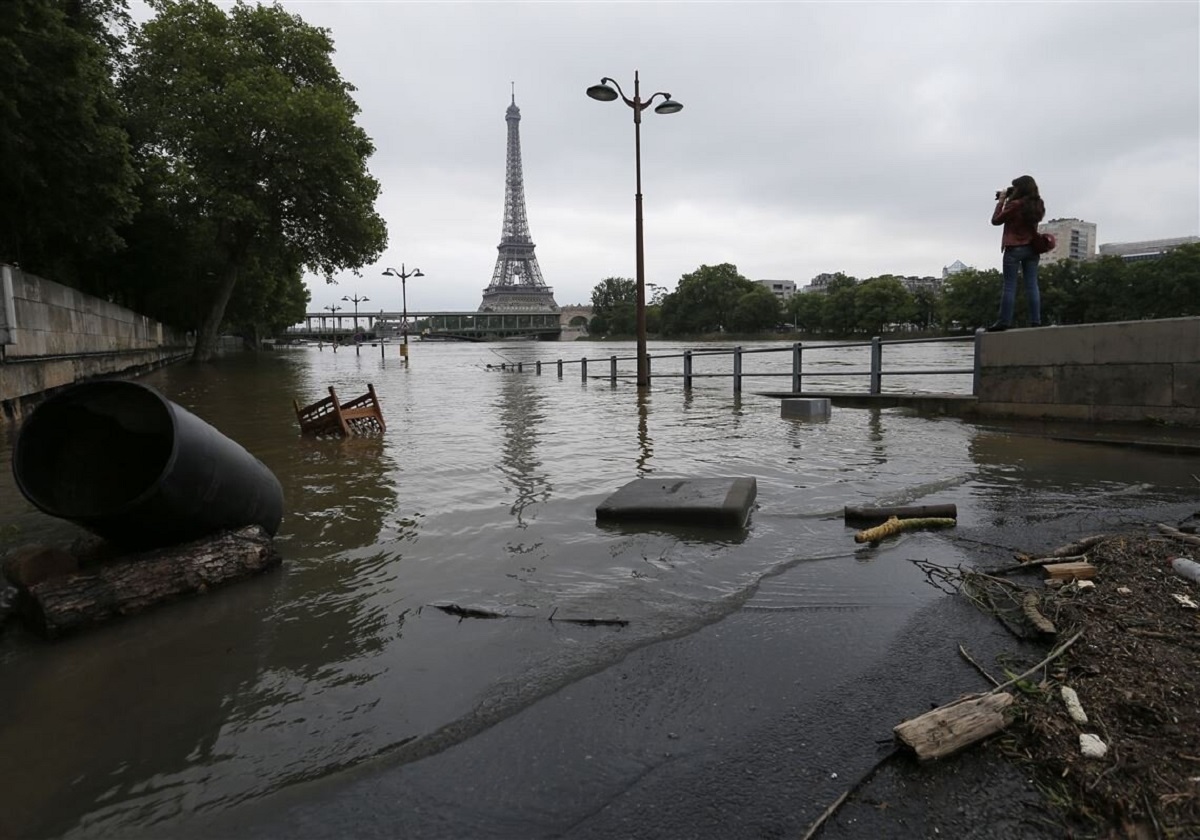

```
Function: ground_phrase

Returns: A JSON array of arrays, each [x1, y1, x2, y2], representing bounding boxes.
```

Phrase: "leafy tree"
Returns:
[[787, 292, 827, 334], [1134, 243, 1200, 318], [728, 283, 781, 333], [940, 268, 999, 330], [659, 263, 755, 335], [0, 0, 137, 285], [589, 276, 636, 335], [822, 276, 860, 335], [910, 286, 941, 331], [120, 0, 387, 361], [854, 276, 912, 334]]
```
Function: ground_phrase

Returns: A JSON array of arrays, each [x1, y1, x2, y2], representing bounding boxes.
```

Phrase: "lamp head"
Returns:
[[413, 269, 425, 278], [342, 295, 350, 301], [382, 267, 396, 277], [654, 98, 683, 115], [586, 82, 619, 102]]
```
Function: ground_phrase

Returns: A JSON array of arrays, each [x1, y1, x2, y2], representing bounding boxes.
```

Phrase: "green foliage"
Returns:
[[660, 263, 756, 336], [728, 283, 782, 333], [940, 268, 1000, 330], [118, 0, 387, 360], [853, 276, 911, 334], [787, 291, 828, 333], [589, 276, 637, 335], [0, 0, 137, 284]]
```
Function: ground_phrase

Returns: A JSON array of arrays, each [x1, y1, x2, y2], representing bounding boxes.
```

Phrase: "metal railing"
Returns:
[[491, 333, 983, 396]]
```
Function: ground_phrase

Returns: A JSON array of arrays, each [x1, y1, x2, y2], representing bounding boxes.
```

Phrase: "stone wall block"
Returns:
[[980, 325, 1096, 368], [1079, 363, 1173, 407], [978, 365, 1056, 403], [1094, 317, 1200, 364], [1174, 363, 1200, 408], [974, 401, 1094, 422]]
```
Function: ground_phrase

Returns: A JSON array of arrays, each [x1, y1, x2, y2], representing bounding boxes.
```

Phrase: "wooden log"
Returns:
[[24, 526, 281, 639], [854, 516, 956, 543], [894, 692, 1014, 761], [1043, 561, 1097, 581], [1022, 593, 1057, 635], [844, 503, 957, 527]]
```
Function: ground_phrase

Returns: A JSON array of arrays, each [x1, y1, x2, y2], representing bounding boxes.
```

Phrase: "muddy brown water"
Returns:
[[0, 340, 1194, 838]]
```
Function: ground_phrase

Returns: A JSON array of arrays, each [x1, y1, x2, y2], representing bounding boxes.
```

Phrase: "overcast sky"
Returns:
[[153, 2, 1200, 314]]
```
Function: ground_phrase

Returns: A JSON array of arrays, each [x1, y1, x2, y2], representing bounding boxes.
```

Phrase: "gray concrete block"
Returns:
[[781, 398, 831, 419], [596, 477, 757, 530]]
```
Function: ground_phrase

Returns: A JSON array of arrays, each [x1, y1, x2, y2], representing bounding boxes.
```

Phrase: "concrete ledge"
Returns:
[[781, 398, 830, 420], [760, 392, 979, 418], [595, 477, 757, 530]]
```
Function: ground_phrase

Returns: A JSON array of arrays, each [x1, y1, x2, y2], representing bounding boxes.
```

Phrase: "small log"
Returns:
[[1043, 561, 1097, 581], [24, 526, 280, 639], [894, 692, 1014, 761], [854, 516, 956, 543], [844, 503, 957, 527], [1022, 593, 1057, 635], [1018, 534, 1112, 561]]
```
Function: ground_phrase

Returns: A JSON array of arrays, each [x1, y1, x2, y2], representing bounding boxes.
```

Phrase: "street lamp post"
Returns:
[[587, 71, 682, 389], [324, 304, 342, 343], [342, 293, 370, 355], [382, 264, 425, 356]]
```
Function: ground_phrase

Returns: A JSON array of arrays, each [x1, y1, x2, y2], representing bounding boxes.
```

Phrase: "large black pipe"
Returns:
[[13, 380, 284, 549]]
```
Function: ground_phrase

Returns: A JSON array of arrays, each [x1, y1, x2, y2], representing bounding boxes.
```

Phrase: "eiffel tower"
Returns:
[[478, 92, 560, 313]]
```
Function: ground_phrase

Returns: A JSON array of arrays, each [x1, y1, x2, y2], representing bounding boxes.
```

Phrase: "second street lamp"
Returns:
[[382, 264, 425, 355], [342, 293, 370, 354], [587, 71, 682, 389], [323, 304, 342, 344]]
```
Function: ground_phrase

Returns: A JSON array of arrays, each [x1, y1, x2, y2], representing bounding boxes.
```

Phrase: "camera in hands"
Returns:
[[995, 186, 1014, 200]]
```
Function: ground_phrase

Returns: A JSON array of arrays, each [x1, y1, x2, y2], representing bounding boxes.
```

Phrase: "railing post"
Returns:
[[792, 342, 803, 393], [536, 360, 542, 375], [733, 346, 743, 394], [683, 350, 693, 390], [557, 359, 563, 378], [517, 362, 523, 373], [610, 355, 618, 385], [646, 354, 652, 388], [973, 328, 983, 396], [581, 357, 587, 382], [869, 336, 882, 395]]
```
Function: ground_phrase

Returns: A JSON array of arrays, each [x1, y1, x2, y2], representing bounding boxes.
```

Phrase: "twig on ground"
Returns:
[[987, 555, 1088, 576], [799, 748, 900, 840], [959, 643, 1001, 686], [1018, 534, 1112, 561]]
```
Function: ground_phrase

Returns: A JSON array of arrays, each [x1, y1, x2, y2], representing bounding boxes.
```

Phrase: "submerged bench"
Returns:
[[294, 384, 386, 437]]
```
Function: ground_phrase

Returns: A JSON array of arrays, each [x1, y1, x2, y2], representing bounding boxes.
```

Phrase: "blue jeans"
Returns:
[[998, 244, 1040, 326]]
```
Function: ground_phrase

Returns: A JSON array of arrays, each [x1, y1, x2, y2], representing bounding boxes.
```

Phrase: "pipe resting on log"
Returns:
[[844, 503, 957, 528], [24, 525, 281, 639]]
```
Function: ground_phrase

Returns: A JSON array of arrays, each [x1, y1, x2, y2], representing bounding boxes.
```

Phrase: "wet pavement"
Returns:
[[163, 496, 1199, 840]]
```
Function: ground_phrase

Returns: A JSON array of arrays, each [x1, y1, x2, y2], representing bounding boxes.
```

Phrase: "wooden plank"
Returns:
[[1043, 561, 1097, 581], [894, 692, 1015, 761]]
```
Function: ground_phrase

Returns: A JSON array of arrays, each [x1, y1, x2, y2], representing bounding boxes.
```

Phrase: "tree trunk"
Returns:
[[192, 262, 241, 363], [24, 526, 280, 639]]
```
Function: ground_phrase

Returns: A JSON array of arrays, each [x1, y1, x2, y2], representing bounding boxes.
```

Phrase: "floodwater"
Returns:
[[0, 339, 1194, 838]]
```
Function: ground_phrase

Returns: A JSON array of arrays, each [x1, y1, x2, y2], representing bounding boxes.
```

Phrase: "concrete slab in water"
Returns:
[[781, 398, 831, 420], [595, 477, 757, 529]]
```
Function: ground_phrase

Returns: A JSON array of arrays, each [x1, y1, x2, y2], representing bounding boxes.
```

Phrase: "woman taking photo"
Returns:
[[988, 175, 1046, 331]]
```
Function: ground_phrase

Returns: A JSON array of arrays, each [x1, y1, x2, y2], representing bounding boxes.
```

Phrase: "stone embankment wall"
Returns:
[[976, 316, 1200, 426], [1, 264, 191, 422]]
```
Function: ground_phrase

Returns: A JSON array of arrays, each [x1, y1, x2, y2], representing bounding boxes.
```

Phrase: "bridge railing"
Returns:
[[492, 334, 983, 396]]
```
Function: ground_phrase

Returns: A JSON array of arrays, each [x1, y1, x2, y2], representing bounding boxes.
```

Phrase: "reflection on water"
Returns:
[[0, 340, 1195, 838]]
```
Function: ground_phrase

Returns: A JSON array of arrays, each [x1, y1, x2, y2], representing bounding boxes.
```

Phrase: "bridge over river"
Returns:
[[285, 307, 592, 343]]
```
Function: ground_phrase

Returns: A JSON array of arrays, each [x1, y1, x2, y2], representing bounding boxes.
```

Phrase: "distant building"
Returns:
[[1098, 236, 1199, 263], [756, 279, 796, 301], [804, 273, 850, 294], [942, 260, 969, 278], [1038, 218, 1097, 264], [903, 275, 941, 293]]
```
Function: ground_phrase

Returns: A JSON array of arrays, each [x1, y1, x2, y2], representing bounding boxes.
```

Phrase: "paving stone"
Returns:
[[595, 477, 757, 529]]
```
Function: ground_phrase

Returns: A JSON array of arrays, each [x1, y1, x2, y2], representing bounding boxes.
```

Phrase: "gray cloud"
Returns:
[[141, 2, 1199, 313]]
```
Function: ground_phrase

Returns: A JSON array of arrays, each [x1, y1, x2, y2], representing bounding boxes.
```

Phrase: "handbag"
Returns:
[[1032, 230, 1056, 255]]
